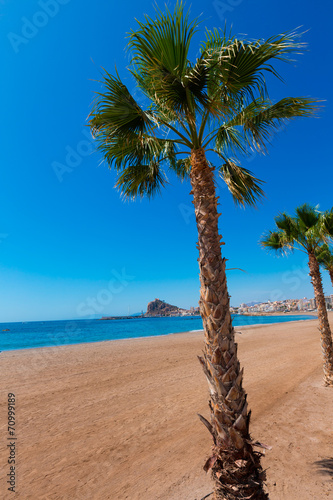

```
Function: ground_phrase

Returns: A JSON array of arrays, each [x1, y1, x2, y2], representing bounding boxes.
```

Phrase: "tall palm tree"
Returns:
[[89, 4, 318, 498], [261, 204, 333, 387], [316, 244, 333, 286]]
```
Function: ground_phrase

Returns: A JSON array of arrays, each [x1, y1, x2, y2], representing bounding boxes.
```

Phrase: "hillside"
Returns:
[[145, 298, 185, 317]]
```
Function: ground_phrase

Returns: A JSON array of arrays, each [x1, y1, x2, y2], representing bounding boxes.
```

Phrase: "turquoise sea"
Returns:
[[0, 314, 316, 352]]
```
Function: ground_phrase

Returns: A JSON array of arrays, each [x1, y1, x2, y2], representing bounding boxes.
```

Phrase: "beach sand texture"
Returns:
[[1, 315, 333, 499]]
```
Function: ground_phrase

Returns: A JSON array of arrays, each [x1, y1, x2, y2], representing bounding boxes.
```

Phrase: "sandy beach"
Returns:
[[1, 315, 333, 499]]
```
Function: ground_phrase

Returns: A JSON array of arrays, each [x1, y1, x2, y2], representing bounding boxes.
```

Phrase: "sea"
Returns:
[[0, 314, 316, 352]]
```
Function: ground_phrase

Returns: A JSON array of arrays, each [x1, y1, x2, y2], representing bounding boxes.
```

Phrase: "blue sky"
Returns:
[[1, 0, 332, 322]]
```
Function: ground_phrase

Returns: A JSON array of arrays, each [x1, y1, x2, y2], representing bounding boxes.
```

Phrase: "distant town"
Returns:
[[231, 295, 333, 315]]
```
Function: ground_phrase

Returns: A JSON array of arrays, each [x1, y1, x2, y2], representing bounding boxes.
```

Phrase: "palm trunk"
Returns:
[[308, 253, 333, 386], [190, 148, 268, 500]]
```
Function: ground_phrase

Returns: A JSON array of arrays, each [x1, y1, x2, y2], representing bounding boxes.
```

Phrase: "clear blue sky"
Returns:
[[1, 0, 332, 322]]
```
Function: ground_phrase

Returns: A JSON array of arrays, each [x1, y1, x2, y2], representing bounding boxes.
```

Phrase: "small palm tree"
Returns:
[[89, 4, 318, 498], [316, 244, 333, 287], [261, 204, 333, 386]]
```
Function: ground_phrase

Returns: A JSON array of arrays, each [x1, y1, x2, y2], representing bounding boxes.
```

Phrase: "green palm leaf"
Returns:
[[218, 161, 265, 207], [316, 244, 333, 271], [322, 208, 333, 238], [90, 70, 153, 138], [214, 125, 247, 157], [275, 213, 299, 236], [296, 203, 320, 229], [128, 2, 199, 116], [261, 230, 290, 254], [169, 157, 191, 180], [115, 161, 168, 199], [228, 97, 319, 152], [201, 28, 305, 103]]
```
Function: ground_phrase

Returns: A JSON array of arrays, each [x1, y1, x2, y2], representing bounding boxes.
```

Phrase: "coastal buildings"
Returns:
[[233, 295, 333, 314]]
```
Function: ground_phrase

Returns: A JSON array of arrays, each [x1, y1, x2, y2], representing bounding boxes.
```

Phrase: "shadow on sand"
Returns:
[[314, 457, 333, 478]]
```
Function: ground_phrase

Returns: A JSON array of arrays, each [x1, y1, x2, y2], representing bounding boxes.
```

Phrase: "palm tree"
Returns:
[[261, 204, 333, 387], [316, 244, 333, 286], [88, 4, 318, 498]]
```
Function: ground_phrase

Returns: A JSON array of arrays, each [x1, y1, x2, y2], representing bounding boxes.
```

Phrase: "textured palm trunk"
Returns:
[[308, 253, 333, 386], [190, 148, 268, 500]]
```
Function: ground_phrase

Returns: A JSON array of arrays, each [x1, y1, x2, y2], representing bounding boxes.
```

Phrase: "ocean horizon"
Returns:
[[0, 314, 316, 352]]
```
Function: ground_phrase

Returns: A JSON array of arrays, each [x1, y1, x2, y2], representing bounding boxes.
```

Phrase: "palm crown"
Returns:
[[89, 2, 318, 205], [261, 204, 333, 255]]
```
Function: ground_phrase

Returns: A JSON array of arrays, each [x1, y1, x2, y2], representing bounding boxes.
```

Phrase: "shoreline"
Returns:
[[0, 314, 317, 354]]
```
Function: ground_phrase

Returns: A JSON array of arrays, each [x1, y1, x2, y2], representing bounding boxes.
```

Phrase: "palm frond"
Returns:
[[218, 161, 265, 207], [296, 203, 320, 230], [214, 125, 247, 157], [316, 243, 333, 271], [128, 2, 200, 116], [183, 58, 209, 110], [260, 230, 291, 254], [89, 70, 153, 138], [275, 213, 295, 233], [273, 213, 305, 250], [201, 28, 305, 103], [322, 208, 333, 238], [129, 68, 179, 124], [115, 161, 168, 199], [294, 204, 324, 251], [228, 97, 319, 153], [169, 156, 191, 180], [102, 133, 186, 197], [95, 132, 160, 171]]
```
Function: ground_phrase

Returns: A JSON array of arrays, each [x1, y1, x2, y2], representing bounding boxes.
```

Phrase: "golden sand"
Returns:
[[0, 314, 332, 499]]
